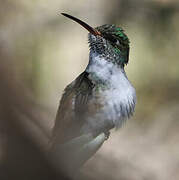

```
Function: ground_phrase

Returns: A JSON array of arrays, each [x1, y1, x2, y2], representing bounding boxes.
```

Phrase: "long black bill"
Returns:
[[61, 13, 101, 36]]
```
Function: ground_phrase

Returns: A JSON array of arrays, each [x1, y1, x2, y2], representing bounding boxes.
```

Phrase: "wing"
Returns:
[[51, 71, 94, 145]]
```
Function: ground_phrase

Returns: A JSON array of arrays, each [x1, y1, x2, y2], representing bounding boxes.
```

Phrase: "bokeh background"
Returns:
[[0, 0, 179, 179]]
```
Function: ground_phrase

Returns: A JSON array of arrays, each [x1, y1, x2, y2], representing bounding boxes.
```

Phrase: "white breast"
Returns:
[[84, 52, 136, 131], [101, 73, 136, 128]]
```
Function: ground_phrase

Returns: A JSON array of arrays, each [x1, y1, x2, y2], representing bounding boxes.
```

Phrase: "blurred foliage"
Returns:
[[0, 0, 179, 179]]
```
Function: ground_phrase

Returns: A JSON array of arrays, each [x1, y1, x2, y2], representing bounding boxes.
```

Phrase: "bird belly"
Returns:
[[82, 83, 136, 134], [101, 85, 136, 128]]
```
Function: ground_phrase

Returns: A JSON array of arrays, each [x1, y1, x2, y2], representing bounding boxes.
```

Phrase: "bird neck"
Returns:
[[86, 50, 127, 86]]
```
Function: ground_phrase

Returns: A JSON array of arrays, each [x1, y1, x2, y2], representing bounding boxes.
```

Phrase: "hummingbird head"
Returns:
[[89, 24, 130, 67], [61, 13, 130, 67]]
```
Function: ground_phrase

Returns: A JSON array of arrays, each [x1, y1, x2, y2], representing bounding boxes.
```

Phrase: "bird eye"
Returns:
[[104, 33, 117, 44]]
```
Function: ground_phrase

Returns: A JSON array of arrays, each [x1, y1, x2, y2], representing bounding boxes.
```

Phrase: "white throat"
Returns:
[[86, 51, 126, 87]]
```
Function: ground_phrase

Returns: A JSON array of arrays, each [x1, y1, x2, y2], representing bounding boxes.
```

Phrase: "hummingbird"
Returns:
[[50, 13, 136, 170]]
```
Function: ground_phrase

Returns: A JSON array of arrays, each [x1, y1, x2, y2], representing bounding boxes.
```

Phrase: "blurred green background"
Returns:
[[0, 0, 179, 179]]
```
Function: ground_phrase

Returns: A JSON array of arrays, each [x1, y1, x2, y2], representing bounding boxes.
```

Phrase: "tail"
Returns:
[[49, 132, 106, 175]]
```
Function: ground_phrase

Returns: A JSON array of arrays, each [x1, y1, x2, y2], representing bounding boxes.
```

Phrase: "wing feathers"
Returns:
[[51, 71, 94, 144]]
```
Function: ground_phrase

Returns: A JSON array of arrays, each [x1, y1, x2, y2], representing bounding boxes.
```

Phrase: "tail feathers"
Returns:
[[50, 133, 106, 174]]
